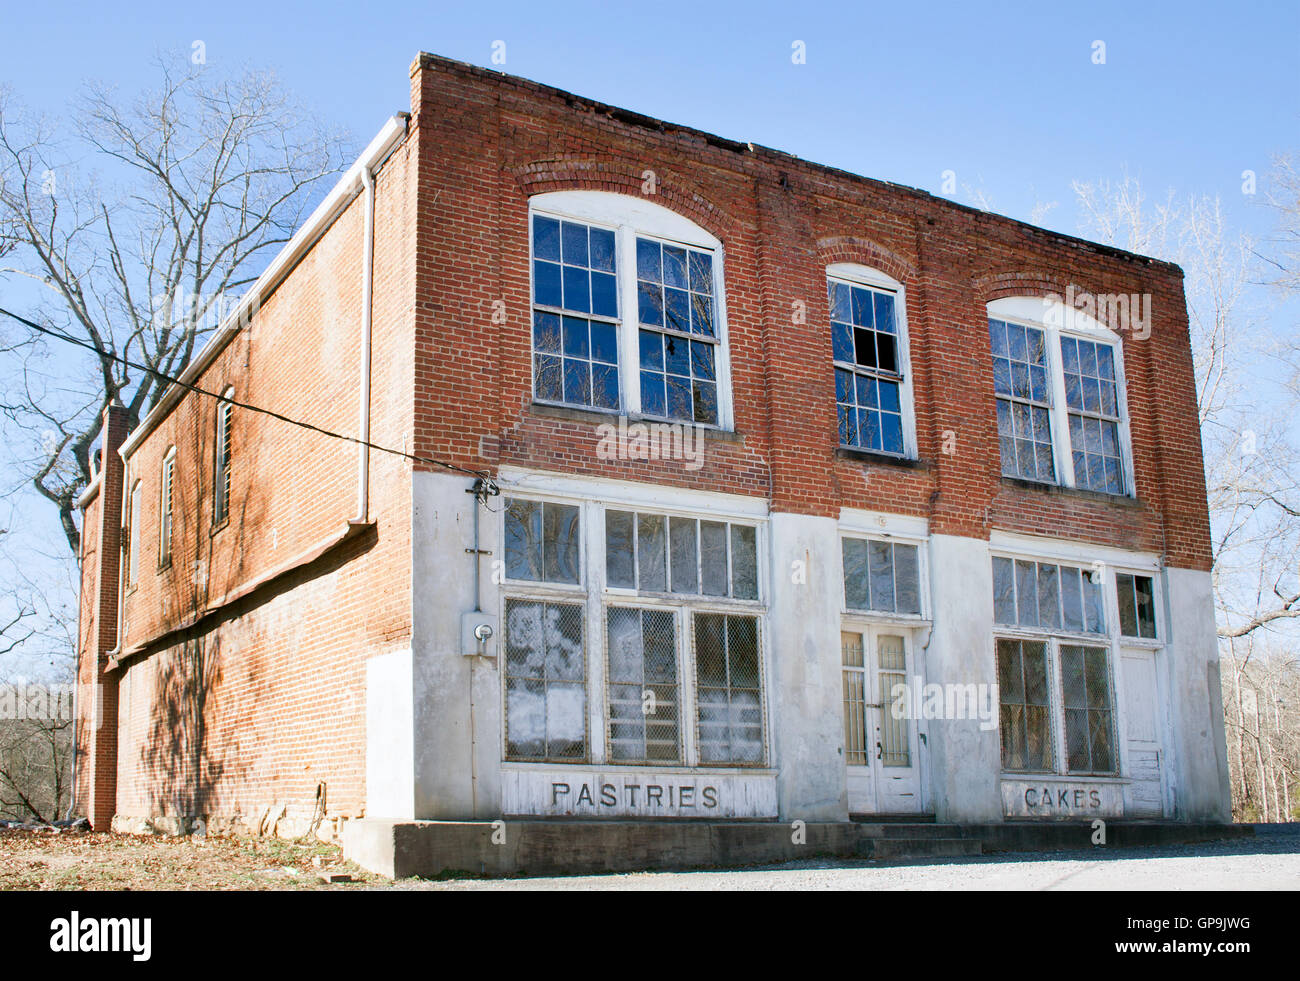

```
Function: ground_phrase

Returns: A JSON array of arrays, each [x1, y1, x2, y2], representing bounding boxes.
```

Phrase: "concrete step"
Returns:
[[870, 837, 982, 860]]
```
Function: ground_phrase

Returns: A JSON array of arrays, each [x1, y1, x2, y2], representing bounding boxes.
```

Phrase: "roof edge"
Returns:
[[118, 112, 410, 460], [412, 51, 1183, 277]]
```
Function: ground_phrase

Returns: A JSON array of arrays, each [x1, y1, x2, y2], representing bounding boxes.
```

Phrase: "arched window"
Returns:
[[827, 263, 915, 458], [528, 191, 731, 428], [987, 296, 1134, 495]]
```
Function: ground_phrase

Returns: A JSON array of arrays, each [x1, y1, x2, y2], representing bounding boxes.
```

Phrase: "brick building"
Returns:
[[74, 52, 1232, 859]]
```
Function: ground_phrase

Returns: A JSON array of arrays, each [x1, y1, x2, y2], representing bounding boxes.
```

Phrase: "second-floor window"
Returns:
[[988, 297, 1133, 495], [214, 389, 233, 526], [127, 478, 142, 587], [159, 448, 175, 569], [528, 191, 731, 428], [828, 267, 914, 458]]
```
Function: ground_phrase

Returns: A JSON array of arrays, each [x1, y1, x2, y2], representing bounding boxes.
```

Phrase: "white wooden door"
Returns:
[[842, 628, 923, 814], [1121, 648, 1165, 817]]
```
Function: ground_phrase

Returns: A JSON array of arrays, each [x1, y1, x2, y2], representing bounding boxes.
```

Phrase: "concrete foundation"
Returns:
[[343, 817, 1252, 879]]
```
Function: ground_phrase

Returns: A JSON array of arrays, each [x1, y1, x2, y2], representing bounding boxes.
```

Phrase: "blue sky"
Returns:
[[0, 0, 1296, 676], [2, 0, 1295, 240]]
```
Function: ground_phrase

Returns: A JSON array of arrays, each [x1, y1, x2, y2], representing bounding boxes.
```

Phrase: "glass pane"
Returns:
[[504, 498, 542, 580], [700, 520, 729, 596], [637, 513, 667, 592], [1061, 567, 1084, 631], [669, 517, 699, 594], [894, 544, 920, 614], [605, 510, 635, 588], [1037, 563, 1060, 629], [731, 525, 758, 600], [878, 635, 909, 767], [843, 538, 869, 610], [1015, 559, 1038, 627], [532, 215, 560, 261], [543, 503, 581, 584], [993, 556, 1016, 624], [868, 540, 894, 612]]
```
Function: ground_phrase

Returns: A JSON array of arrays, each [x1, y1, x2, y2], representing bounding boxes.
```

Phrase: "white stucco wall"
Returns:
[[393, 469, 1231, 827], [409, 471, 502, 819], [767, 512, 849, 821], [1164, 566, 1233, 822], [922, 534, 1004, 822]]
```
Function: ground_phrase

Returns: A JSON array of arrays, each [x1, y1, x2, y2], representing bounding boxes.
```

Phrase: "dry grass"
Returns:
[[0, 827, 382, 890]]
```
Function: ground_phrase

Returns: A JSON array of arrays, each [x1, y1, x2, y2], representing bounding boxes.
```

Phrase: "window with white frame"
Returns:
[[841, 537, 922, 616], [214, 389, 233, 525], [159, 447, 175, 570], [1115, 571, 1158, 639], [992, 554, 1118, 777], [605, 509, 758, 600], [830, 272, 910, 456], [989, 318, 1056, 483], [504, 598, 587, 761], [528, 191, 730, 427], [127, 478, 142, 587], [499, 496, 767, 768], [988, 297, 1133, 495], [503, 498, 581, 585]]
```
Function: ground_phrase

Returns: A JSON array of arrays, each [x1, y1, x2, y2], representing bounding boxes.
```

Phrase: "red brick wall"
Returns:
[[409, 53, 1211, 572], [92, 130, 419, 831]]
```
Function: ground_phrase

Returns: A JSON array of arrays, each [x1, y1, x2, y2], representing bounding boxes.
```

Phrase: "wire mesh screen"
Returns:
[[606, 606, 681, 763], [877, 634, 910, 767], [841, 631, 868, 765], [996, 638, 1053, 772], [694, 613, 764, 765], [1059, 644, 1116, 774], [691, 613, 759, 769], [504, 599, 587, 760]]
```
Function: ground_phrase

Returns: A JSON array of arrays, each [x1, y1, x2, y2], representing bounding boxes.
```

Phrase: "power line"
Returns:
[[0, 305, 500, 494]]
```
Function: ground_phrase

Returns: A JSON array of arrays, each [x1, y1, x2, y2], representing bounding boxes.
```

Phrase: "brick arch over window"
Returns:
[[816, 236, 916, 285], [974, 271, 1127, 334], [510, 157, 735, 244]]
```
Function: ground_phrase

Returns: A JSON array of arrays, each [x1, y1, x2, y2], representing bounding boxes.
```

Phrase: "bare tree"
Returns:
[[1073, 175, 1300, 643], [0, 53, 349, 555], [1073, 175, 1299, 821]]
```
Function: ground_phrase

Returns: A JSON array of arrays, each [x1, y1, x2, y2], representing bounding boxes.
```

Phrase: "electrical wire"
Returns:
[[0, 305, 501, 495]]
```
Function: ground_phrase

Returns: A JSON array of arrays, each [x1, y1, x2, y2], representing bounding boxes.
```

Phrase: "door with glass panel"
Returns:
[[841, 627, 923, 814]]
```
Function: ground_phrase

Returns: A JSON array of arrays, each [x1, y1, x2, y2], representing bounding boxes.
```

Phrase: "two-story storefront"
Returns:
[[74, 54, 1231, 868]]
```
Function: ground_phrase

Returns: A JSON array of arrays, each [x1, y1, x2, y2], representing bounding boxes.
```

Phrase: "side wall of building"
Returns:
[[99, 135, 420, 836]]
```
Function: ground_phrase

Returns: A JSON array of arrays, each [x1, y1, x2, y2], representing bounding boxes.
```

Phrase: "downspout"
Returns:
[[352, 164, 376, 524]]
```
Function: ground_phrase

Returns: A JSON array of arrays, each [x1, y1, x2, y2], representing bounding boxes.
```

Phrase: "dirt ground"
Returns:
[[0, 827, 380, 890]]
